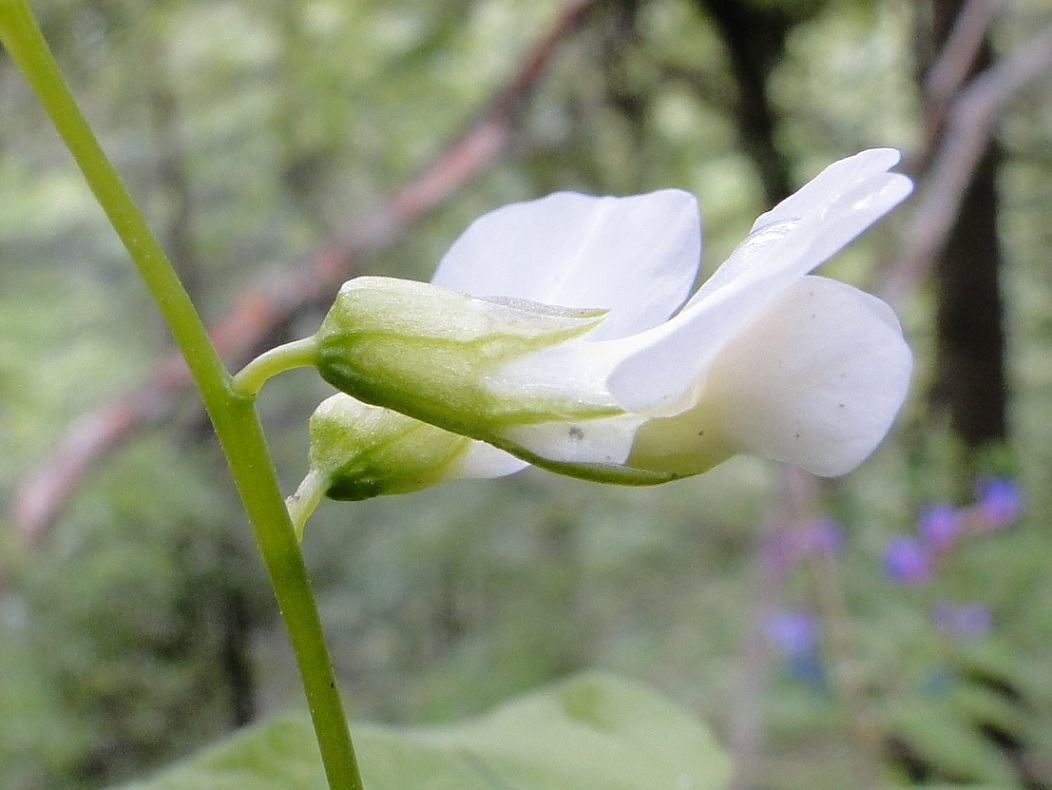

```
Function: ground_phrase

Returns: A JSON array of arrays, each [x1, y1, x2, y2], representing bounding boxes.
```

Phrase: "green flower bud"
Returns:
[[312, 276, 618, 441], [288, 394, 476, 537]]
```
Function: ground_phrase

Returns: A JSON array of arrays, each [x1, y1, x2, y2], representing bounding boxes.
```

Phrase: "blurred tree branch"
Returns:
[[881, 20, 1052, 306], [733, 5, 1052, 779], [921, 0, 1008, 452], [882, 13, 1052, 457], [917, 0, 1000, 165], [9, 0, 597, 548]]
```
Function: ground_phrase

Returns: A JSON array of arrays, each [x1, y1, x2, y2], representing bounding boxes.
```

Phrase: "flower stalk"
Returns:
[[232, 336, 320, 397], [0, 3, 363, 788]]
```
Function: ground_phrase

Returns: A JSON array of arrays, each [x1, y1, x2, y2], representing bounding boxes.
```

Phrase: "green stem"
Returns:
[[0, 4, 363, 788], [232, 336, 320, 397]]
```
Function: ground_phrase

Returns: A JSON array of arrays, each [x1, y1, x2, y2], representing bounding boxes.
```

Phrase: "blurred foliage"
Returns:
[[1, 439, 267, 788], [2, 0, 1052, 789], [118, 673, 732, 790]]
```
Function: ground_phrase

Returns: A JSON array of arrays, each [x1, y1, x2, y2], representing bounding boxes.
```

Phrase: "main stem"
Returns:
[[0, 3, 363, 787]]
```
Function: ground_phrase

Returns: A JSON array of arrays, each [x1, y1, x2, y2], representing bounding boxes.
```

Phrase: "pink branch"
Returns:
[[881, 24, 1052, 306], [920, 0, 1001, 158]]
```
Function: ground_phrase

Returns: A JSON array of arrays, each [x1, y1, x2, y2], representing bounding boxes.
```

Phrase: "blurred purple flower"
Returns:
[[974, 477, 1021, 530], [933, 600, 991, 639], [765, 609, 819, 656], [883, 535, 931, 584], [765, 519, 843, 573], [804, 518, 843, 556], [918, 504, 961, 552], [765, 609, 826, 688]]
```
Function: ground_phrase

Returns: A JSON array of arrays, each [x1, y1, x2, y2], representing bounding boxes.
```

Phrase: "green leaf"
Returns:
[[881, 699, 1016, 785], [117, 673, 731, 790]]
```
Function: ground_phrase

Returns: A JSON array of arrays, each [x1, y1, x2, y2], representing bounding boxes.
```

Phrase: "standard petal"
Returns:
[[431, 190, 700, 339], [695, 276, 911, 476], [688, 162, 912, 308], [751, 148, 905, 231], [607, 152, 912, 413], [773, 168, 913, 278]]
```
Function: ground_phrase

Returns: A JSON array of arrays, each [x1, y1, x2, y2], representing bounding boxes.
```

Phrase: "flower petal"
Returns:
[[696, 276, 911, 476], [501, 412, 643, 467], [751, 148, 906, 232], [687, 149, 911, 308], [457, 441, 529, 479], [607, 150, 912, 412], [431, 190, 700, 339]]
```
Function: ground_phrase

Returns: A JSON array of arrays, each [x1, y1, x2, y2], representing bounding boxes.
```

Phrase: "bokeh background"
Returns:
[[2, 0, 1051, 788]]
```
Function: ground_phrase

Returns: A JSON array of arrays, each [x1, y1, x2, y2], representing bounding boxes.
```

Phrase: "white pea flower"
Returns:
[[294, 148, 912, 517]]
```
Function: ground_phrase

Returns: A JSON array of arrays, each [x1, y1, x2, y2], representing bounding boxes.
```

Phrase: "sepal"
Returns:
[[288, 394, 474, 536], [313, 276, 618, 440]]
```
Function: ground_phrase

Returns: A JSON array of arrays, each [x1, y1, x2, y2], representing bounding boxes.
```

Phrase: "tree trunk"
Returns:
[[695, 0, 798, 204], [919, 0, 1009, 452]]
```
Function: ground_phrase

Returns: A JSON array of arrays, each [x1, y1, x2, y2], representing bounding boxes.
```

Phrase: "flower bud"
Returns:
[[312, 276, 617, 441], [287, 394, 523, 536]]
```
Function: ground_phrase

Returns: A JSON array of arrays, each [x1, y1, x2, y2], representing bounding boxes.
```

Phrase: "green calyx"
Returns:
[[313, 277, 619, 441], [289, 394, 475, 536], [313, 394, 471, 500]]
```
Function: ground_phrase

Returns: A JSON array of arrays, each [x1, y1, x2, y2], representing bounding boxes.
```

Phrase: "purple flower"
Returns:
[[765, 610, 826, 688], [765, 610, 819, 656], [974, 477, 1021, 530], [918, 505, 961, 552], [883, 535, 931, 584], [933, 601, 991, 639]]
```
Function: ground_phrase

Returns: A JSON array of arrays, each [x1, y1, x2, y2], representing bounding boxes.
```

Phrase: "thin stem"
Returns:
[[232, 336, 320, 397], [811, 548, 886, 784], [0, 4, 363, 788]]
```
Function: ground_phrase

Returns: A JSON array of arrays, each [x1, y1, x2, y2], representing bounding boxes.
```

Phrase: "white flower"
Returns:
[[308, 148, 913, 498]]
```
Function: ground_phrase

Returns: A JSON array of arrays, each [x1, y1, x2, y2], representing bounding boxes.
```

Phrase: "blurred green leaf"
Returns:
[[117, 673, 731, 790], [882, 699, 1016, 785]]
